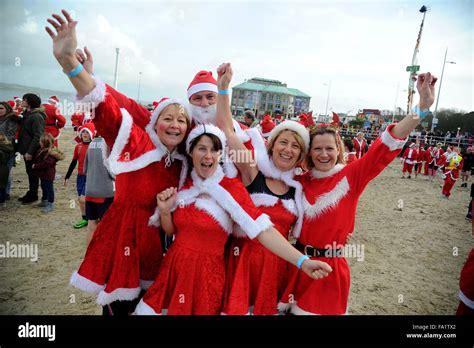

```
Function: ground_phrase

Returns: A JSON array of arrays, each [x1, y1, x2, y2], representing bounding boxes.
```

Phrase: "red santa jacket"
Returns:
[[352, 137, 367, 159], [402, 147, 418, 165], [42, 103, 66, 139]]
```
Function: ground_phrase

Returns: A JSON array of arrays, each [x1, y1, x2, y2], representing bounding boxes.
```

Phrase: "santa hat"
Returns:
[[185, 124, 237, 178], [187, 71, 218, 99], [48, 96, 59, 105], [14, 96, 21, 102], [7, 100, 15, 108], [267, 120, 310, 152], [79, 122, 96, 140], [149, 97, 192, 130], [260, 114, 276, 138]]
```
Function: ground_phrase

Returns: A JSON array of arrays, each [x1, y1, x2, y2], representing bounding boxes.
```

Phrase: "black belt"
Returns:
[[295, 241, 344, 258]]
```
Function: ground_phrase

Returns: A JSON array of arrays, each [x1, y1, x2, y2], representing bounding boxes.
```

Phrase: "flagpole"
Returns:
[[406, 6, 430, 115]]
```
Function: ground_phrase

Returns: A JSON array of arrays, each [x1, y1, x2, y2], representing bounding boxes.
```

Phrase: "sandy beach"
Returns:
[[0, 128, 472, 315]]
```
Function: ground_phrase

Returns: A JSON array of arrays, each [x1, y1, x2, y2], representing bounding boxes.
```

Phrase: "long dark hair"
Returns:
[[0, 101, 14, 115], [186, 133, 223, 175]]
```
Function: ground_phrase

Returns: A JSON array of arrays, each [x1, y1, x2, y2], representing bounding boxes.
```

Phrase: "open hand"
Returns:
[[217, 63, 233, 90], [45, 10, 79, 68]]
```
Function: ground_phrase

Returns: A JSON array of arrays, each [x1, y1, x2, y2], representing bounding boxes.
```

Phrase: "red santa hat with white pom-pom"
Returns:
[[187, 71, 218, 99]]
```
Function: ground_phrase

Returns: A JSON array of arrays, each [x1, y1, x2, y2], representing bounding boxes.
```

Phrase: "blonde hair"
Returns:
[[40, 133, 55, 150], [158, 103, 191, 129], [267, 129, 306, 165], [306, 125, 346, 169]]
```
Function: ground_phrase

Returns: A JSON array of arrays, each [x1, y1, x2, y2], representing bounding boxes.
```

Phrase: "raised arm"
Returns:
[[216, 63, 258, 185], [45, 10, 95, 98], [391, 72, 437, 139], [156, 187, 178, 236]]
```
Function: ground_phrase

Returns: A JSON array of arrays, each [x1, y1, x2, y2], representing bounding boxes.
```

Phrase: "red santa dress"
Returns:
[[457, 249, 474, 315], [222, 128, 303, 315], [69, 78, 189, 306], [134, 167, 273, 315], [279, 124, 407, 315], [42, 102, 66, 147], [353, 137, 367, 159]]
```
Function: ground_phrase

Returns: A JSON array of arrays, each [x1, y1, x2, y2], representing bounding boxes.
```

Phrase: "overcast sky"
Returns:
[[1, 0, 472, 114]]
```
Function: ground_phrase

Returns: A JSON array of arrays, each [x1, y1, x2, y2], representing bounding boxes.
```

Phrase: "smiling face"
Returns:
[[190, 134, 222, 179], [154, 104, 189, 151], [269, 130, 303, 172], [309, 133, 340, 172]]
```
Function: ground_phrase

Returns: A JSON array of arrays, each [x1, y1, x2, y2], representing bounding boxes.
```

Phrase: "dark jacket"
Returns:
[[31, 148, 64, 181], [0, 112, 20, 144], [17, 108, 45, 155], [0, 142, 15, 188]]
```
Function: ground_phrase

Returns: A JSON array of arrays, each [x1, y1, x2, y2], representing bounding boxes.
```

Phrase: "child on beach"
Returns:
[[31, 133, 65, 213], [64, 122, 95, 228]]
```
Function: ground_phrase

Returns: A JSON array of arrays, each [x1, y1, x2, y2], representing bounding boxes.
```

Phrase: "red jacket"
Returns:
[[43, 103, 66, 139]]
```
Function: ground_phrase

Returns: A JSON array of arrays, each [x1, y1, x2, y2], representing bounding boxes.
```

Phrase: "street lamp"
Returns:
[[431, 47, 456, 132], [324, 81, 331, 117], [113, 48, 121, 89], [137, 72, 142, 104]]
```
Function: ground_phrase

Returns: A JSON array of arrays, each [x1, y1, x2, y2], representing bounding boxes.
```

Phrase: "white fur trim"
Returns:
[[311, 163, 345, 179], [134, 299, 161, 315], [70, 271, 105, 294], [187, 82, 218, 99], [195, 198, 233, 234], [459, 290, 474, 309], [303, 176, 350, 219], [139, 279, 154, 290], [277, 302, 292, 313], [186, 124, 226, 153], [75, 76, 107, 115], [250, 193, 297, 216], [268, 120, 310, 152], [250, 193, 279, 207], [96, 287, 141, 306], [232, 119, 250, 143], [189, 167, 272, 239], [381, 124, 407, 151]]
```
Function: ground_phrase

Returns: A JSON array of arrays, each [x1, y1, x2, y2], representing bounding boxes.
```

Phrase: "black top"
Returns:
[[246, 171, 295, 200]]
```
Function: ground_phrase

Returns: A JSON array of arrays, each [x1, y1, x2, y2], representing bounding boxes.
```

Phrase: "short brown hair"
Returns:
[[306, 125, 346, 169], [40, 133, 55, 150], [267, 129, 306, 165]]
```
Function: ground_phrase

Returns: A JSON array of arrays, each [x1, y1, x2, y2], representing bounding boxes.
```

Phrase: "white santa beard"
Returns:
[[189, 104, 217, 125]]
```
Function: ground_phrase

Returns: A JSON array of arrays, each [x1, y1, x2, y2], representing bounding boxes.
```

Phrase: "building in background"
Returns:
[[231, 77, 311, 118]]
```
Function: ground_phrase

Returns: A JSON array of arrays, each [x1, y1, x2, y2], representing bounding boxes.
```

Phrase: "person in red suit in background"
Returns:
[[42, 96, 66, 147], [401, 143, 418, 179], [352, 132, 367, 159], [457, 248, 474, 315], [343, 138, 357, 165], [428, 142, 444, 181], [71, 110, 92, 143], [441, 147, 463, 198]]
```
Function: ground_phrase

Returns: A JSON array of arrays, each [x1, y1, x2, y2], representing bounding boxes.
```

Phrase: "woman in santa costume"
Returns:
[[428, 142, 444, 181], [352, 132, 367, 159], [46, 10, 193, 314], [212, 63, 307, 315], [401, 143, 418, 179], [42, 96, 66, 148], [343, 138, 357, 165], [441, 147, 463, 198], [134, 124, 332, 315], [457, 248, 474, 315], [278, 72, 437, 315]]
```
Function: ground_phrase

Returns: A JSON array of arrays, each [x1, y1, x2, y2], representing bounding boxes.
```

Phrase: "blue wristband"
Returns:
[[65, 63, 84, 78], [412, 104, 430, 119], [296, 255, 309, 269], [218, 89, 229, 95]]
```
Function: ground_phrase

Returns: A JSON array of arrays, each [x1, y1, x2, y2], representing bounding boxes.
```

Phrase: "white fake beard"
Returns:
[[189, 104, 217, 125]]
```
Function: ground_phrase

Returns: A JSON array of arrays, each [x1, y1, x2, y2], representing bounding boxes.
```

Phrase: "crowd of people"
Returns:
[[1, 9, 472, 317]]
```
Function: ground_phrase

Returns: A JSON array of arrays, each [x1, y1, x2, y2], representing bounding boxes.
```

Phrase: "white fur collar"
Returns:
[[311, 163, 345, 179]]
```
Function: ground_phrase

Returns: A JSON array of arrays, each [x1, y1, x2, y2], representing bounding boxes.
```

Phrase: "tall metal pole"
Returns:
[[407, 6, 429, 115], [113, 48, 121, 90], [137, 71, 142, 104], [431, 47, 448, 132], [392, 82, 400, 123], [324, 80, 331, 117]]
